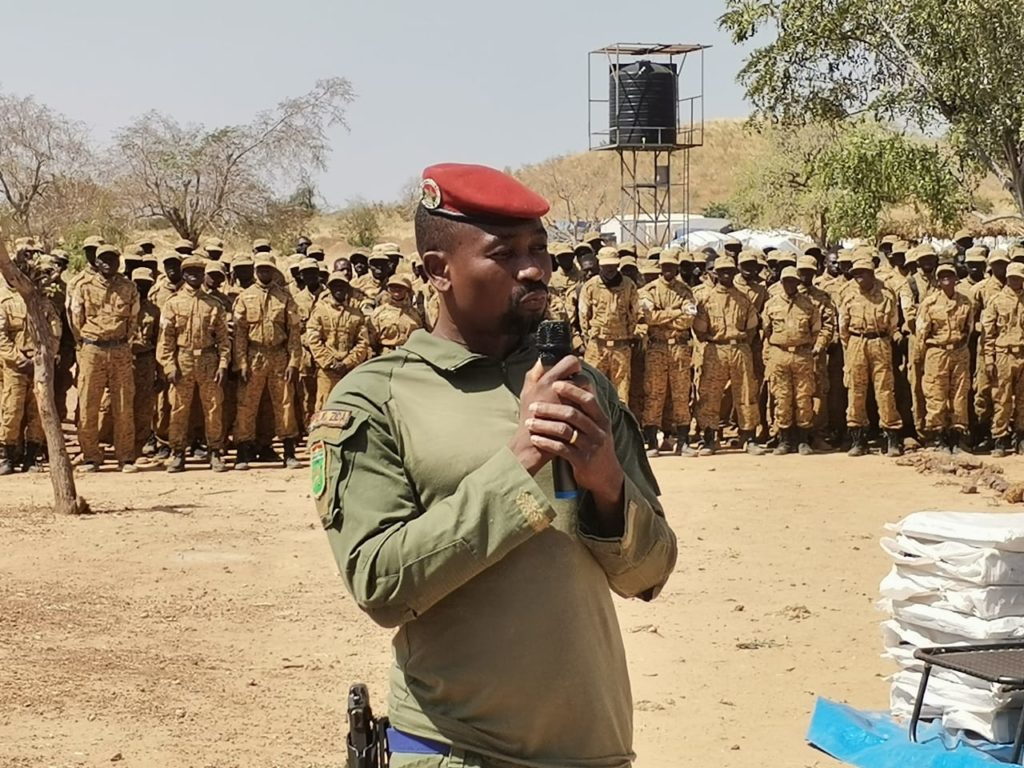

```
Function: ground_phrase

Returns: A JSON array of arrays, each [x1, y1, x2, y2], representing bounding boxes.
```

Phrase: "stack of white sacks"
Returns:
[[880, 511, 1024, 742]]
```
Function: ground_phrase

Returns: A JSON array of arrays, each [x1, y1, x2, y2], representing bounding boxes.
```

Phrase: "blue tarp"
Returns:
[[806, 698, 1016, 767]]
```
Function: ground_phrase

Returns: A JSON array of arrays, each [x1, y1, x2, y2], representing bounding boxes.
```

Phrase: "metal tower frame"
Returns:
[[589, 43, 708, 247]]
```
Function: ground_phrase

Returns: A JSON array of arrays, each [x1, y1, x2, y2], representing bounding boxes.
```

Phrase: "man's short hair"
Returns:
[[415, 205, 464, 254]]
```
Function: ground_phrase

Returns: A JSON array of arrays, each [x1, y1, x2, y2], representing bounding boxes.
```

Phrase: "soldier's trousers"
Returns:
[[133, 352, 157, 457], [768, 347, 815, 429], [844, 337, 901, 430], [0, 366, 43, 445], [974, 337, 993, 428], [642, 340, 692, 429], [908, 337, 927, 435], [922, 346, 969, 432], [991, 350, 1024, 438], [54, 346, 75, 423], [233, 346, 298, 443], [78, 343, 135, 464], [584, 340, 631, 405], [316, 370, 343, 411], [628, 344, 646, 417], [295, 369, 317, 433], [827, 344, 847, 434], [697, 342, 759, 432], [169, 350, 224, 451], [812, 353, 830, 433]]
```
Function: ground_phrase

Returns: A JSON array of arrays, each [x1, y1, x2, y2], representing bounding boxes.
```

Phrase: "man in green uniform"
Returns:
[[310, 163, 676, 768]]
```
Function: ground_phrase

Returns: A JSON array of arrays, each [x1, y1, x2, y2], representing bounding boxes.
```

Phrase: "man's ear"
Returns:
[[422, 250, 451, 293]]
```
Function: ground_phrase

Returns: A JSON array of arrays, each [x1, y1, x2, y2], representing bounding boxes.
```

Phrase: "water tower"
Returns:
[[589, 43, 708, 247]]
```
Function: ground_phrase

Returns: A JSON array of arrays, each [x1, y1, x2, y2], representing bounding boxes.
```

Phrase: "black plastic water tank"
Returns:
[[609, 60, 678, 147]]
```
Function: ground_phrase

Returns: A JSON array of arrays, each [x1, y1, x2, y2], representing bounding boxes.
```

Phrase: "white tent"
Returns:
[[674, 230, 740, 252], [729, 229, 815, 254]]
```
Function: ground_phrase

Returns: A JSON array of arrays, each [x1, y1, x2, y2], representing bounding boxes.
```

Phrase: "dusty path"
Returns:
[[0, 450, 1010, 767]]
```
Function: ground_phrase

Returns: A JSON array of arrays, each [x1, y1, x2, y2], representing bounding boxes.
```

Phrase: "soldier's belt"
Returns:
[[247, 342, 285, 351], [770, 343, 813, 353], [926, 341, 967, 351], [177, 345, 217, 357], [82, 337, 127, 348], [594, 338, 630, 347], [848, 331, 887, 340], [997, 345, 1024, 355], [708, 339, 748, 347], [650, 335, 692, 346]]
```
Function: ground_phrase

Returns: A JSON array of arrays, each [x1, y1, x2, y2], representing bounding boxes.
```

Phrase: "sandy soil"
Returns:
[[0, 447, 1013, 768]]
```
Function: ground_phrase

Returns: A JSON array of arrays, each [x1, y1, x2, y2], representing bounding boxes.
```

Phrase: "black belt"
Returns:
[[82, 338, 127, 348], [708, 340, 747, 346], [849, 332, 886, 340], [593, 338, 630, 347], [927, 342, 967, 351], [998, 346, 1024, 355], [771, 343, 813, 353]]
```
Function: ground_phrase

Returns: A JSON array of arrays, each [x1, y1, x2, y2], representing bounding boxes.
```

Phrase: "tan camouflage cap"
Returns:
[[298, 257, 320, 272], [549, 242, 574, 257], [233, 254, 254, 268], [387, 273, 413, 290], [737, 249, 760, 265], [597, 246, 620, 267], [619, 255, 638, 269], [1008, 262, 1024, 279], [327, 271, 350, 287], [936, 263, 957, 278], [965, 246, 988, 263], [796, 256, 818, 272], [660, 249, 680, 266], [850, 258, 875, 274], [83, 235, 105, 248], [96, 244, 120, 260], [714, 256, 737, 271], [181, 255, 207, 270], [617, 242, 637, 256], [780, 266, 800, 281], [252, 238, 272, 250], [306, 243, 325, 258], [205, 260, 227, 276], [131, 267, 154, 283]]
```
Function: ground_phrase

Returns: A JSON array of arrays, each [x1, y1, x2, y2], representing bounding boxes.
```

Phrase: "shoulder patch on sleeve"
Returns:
[[309, 409, 352, 430]]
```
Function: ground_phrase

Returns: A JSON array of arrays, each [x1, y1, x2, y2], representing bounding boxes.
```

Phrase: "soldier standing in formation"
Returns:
[[305, 272, 371, 408], [157, 255, 232, 472], [982, 262, 1024, 457], [578, 247, 638, 404]]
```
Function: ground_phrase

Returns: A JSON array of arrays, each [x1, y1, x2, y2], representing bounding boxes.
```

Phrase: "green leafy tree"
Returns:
[[729, 121, 969, 243], [341, 200, 381, 248], [720, 0, 1024, 213]]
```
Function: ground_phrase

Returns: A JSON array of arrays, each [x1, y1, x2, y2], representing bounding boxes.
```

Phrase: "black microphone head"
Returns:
[[536, 320, 572, 366]]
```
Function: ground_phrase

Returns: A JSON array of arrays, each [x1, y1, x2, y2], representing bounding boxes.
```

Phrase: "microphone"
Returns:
[[535, 320, 579, 501]]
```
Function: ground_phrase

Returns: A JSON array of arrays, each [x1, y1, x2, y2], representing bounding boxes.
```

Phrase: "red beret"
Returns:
[[420, 163, 549, 221]]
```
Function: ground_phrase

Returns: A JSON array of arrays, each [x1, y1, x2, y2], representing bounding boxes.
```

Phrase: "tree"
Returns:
[[702, 201, 733, 219], [0, 236, 88, 515], [729, 121, 969, 243], [112, 78, 355, 242], [0, 90, 93, 238], [340, 200, 381, 248], [719, 0, 1024, 213], [516, 154, 614, 240]]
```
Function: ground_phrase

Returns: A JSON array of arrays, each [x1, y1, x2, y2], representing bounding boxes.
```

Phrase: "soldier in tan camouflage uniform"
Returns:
[[578, 248, 638, 404], [916, 262, 973, 454], [231, 255, 302, 470], [795, 256, 837, 448], [762, 267, 826, 455], [367, 274, 423, 355], [839, 259, 903, 457], [899, 244, 940, 438], [981, 262, 1024, 457], [292, 258, 324, 431], [639, 249, 697, 456], [305, 273, 372, 408], [971, 249, 1009, 450], [693, 256, 764, 455], [69, 245, 140, 472], [130, 268, 160, 459], [0, 264, 62, 474], [157, 256, 232, 472]]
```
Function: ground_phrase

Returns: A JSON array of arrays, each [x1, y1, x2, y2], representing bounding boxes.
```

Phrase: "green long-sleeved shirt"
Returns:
[[309, 329, 676, 768]]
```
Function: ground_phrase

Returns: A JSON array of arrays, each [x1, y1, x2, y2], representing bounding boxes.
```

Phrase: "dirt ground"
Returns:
[[0, 447, 1013, 768]]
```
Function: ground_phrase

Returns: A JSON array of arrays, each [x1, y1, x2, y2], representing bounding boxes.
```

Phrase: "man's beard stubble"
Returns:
[[498, 281, 548, 336]]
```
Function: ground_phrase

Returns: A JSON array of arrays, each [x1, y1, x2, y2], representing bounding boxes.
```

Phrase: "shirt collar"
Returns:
[[402, 329, 535, 372]]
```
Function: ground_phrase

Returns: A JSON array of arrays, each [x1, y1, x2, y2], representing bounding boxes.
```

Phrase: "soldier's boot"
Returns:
[[256, 444, 281, 463], [643, 427, 660, 458], [697, 427, 717, 457], [773, 428, 791, 456], [675, 427, 697, 457], [166, 451, 186, 473], [741, 430, 766, 456], [0, 445, 15, 476], [192, 441, 208, 461], [924, 431, 947, 453], [235, 443, 252, 471], [154, 443, 171, 460], [283, 439, 301, 470], [21, 442, 43, 473], [992, 436, 1009, 458], [210, 450, 227, 473], [885, 429, 903, 458], [847, 429, 866, 457], [1016, 434, 1024, 456], [949, 429, 970, 455], [797, 429, 814, 456]]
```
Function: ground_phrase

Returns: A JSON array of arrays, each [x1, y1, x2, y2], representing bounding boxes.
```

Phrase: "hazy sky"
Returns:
[[4, 1, 752, 207]]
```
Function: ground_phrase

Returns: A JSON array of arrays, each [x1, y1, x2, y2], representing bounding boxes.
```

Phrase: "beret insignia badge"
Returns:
[[421, 178, 442, 210]]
